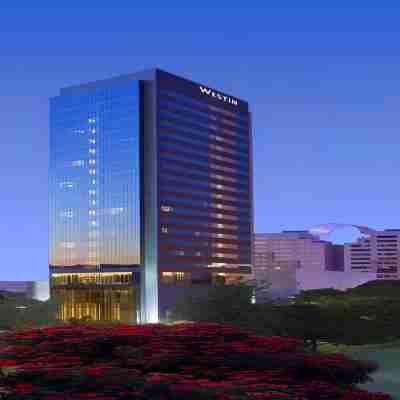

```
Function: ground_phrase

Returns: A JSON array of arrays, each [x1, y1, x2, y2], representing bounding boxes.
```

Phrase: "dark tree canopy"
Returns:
[[170, 279, 400, 350]]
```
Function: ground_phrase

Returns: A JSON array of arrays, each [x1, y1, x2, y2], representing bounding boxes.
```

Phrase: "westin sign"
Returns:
[[199, 86, 238, 106]]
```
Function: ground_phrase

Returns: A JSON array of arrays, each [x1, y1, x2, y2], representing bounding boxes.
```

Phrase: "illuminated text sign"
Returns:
[[199, 86, 238, 106]]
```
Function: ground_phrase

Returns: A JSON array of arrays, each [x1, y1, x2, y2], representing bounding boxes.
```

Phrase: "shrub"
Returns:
[[0, 323, 392, 399]]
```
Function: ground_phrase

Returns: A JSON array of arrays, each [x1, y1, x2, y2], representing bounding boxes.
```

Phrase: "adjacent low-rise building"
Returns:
[[254, 227, 399, 300], [0, 280, 50, 301], [344, 229, 400, 279], [254, 231, 345, 299]]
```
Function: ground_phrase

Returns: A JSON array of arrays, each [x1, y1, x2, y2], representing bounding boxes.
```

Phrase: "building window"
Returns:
[[71, 160, 84, 167], [60, 242, 76, 249], [161, 226, 168, 234], [161, 272, 187, 282], [109, 207, 124, 215], [161, 205, 174, 213], [59, 181, 74, 189], [60, 210, 74, 218]]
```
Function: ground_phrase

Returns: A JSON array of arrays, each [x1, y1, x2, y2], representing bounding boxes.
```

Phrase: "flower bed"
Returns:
[[0, 323, 392, 400]]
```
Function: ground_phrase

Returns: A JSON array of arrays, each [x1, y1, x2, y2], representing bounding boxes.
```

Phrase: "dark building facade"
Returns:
[[49, 69, 253, 322]]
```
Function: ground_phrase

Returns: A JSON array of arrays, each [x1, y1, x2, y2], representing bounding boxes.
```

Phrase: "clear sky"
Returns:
[[1, 2, 400, 280]]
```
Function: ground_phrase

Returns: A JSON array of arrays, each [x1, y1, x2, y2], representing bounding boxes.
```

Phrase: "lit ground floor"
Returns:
[[49, 267, 252, 323], [51, 286, 139, 323]]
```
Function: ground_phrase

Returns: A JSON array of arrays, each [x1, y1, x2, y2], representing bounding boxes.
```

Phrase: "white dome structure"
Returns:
[[309, 223, 377, 237]]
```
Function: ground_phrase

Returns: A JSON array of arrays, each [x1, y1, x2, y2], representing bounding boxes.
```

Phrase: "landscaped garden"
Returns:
[[0, 322, 393, 399]]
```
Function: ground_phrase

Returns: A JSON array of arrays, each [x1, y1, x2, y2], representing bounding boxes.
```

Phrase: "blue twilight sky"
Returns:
[[1, 2, 400, 280]]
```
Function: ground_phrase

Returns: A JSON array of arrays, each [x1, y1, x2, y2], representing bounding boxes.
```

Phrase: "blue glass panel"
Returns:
[[49, 80, 141, 267]]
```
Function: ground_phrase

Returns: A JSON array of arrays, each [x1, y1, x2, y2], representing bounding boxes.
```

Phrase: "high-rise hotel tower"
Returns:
[[49, 69, 254, 322]]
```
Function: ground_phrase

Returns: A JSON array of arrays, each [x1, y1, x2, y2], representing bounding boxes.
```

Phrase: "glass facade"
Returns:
[[156, 71, 253, 277], [49, 79, 141, 268], [49, 78, 141, 323], [54, 286, 138, 323], [49, 69, 253, 322]]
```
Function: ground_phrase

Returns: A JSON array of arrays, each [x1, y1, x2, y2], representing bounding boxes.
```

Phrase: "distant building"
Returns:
[[254, 231, 341, 273], [253, 229, 390, 299], [32, 280, 51, 301], [253, 259, 299, 301], [0, 281, 50, 301], [254, 231, 344, 298], [0, 281, 34, 296], [344, 229, 400, 279]]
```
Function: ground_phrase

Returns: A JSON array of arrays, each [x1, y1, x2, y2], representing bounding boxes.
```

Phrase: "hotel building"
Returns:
[[49, 69, 254, 322]]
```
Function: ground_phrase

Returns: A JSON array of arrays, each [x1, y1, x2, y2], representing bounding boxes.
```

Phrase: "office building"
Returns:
[[49, 69, 254, 322], [254, 231, 340, 272], [254, 231, 353, 297], [344, 229, 400, 279], [254, 231, 340, 296], [254, 227, 400, 300]]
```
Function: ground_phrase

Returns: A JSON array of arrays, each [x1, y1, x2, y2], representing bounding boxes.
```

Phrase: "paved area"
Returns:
[[350, 350, 400, 399]]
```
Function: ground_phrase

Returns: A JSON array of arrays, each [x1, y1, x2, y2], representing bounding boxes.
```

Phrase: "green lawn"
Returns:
[[320, 341, 400, 399]]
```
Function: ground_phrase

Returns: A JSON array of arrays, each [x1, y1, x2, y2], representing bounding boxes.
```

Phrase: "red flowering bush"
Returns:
[[0, 323, 392, 400]]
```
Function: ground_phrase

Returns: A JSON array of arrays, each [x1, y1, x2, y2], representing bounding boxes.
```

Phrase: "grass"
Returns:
[[320, 341, 400, 399]]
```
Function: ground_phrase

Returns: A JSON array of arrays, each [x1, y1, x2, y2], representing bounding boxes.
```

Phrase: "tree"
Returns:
[[292, 283, 400, 346], [0, 294, 61, 330], [347, 279, 400, 298], [294, 288, 345, 305], [170, 279, 254, 325], [246, 274, 272, 303], [170, 279, 400, 350], [169, 278, 281, 334]]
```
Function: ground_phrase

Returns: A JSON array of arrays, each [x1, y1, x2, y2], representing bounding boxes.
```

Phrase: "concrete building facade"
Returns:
[[254, 231, 342, 297], [255, 227, 400, 301], [344, 229, 400, 279]]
